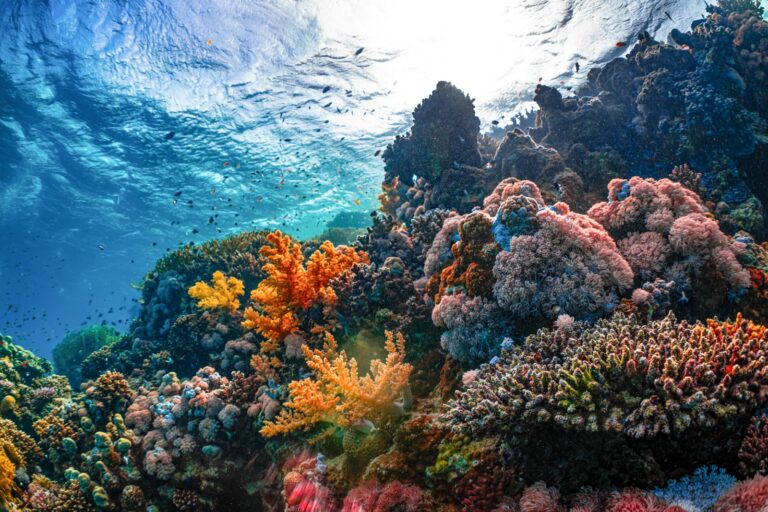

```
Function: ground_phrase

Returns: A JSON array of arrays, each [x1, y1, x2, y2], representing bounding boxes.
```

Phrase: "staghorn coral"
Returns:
[[654, 466, 737, 511], [261, 331, 412, 436], [444, 312, 768, 491], [188, 271, 245, 313], [739, 416, 768, 476], [241, 230, 368, 353]]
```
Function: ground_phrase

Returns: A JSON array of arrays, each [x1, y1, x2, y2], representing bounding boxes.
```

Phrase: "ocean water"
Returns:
[[0, 0, 705, 355], [2, 1, 768, 511]]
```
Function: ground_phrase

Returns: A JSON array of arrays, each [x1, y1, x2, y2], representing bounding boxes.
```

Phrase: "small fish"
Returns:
[[192, 229, 199, 234], [354, 47, 364, 56], [173, 190, 182, 197], [223, 161, 229, 167], [164, 131, 175, 141], [374, 149, 381, 157], [322, 85, 331, 93], [323, 102, 332, 108], [208, 216, 214, 224], [616, 41, 627, 48], [491, 120, 499, 125], [97, 244, 105, 251], [354, 199, 361, 205], [207, 39, 213, 45], [575, 61, 580, 72], [664, 11, 673, 21]]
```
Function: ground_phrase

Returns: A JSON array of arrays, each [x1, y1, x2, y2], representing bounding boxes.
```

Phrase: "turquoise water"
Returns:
[[0, 0, 707, 356]]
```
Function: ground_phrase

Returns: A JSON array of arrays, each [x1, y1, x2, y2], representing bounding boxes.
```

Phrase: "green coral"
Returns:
[[53, 325, 120, 388]]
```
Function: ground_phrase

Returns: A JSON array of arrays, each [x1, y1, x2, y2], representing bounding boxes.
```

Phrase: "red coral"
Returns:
[[712, 474, 768, 512]]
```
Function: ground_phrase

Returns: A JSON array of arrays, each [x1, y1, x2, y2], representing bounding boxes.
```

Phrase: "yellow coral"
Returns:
[[188, 271, 245, 313], [0, 442, 19, 509], [260, 331, 412, 437], [242, 230, 368, 352]]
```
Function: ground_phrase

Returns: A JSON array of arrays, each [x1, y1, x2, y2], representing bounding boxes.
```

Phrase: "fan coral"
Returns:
[[261, 331, 412, 436], [188, 271, 245, 313], [444, 312, 768, 491], [0, 443, 19, 510], [242, 230, 368, 353]]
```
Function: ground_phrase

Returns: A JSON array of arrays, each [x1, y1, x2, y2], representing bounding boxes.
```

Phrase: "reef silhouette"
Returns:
[[2, 2, 768, 511]]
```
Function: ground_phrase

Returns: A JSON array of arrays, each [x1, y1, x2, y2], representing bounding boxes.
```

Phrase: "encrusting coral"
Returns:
[[241, 230, 369, 353], [188, 270, 245, 313], [261, 331, 412, 437]]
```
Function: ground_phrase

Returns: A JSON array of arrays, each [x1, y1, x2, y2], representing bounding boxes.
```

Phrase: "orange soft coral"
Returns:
[[242, 230, 369, 352], [260, 331, 412, 437], [188, 271, 245, 313], [0, 442, 19, 509]]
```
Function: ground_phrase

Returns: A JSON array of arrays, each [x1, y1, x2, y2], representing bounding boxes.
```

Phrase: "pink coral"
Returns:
[[342, 480, 427, 512], [518, 482, 563, 512], [711, 474, 768, 512], [606, 490, 671, 512], [143, 447, 175, 480], [588, 177, 750, 309]]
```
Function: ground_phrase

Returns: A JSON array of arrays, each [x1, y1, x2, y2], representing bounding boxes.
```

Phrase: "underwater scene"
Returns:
[[4, 0, 768, 510]]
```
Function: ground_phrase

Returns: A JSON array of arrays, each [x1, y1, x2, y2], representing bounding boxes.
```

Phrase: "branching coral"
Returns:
[[444, 312, 768, 491], [242, 231, 369, 353], [261, 332, 412, 437], [188, 271, 245, 313]]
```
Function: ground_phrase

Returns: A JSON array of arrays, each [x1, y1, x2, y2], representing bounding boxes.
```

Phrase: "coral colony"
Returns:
[[4, 2, 768, 510]]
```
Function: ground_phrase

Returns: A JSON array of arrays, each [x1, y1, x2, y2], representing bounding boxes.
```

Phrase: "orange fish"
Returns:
[[616, 41, 627, 48], [354, 199, 361, 205], [223, 161, 230, 167], [207, 39, 213, 45]]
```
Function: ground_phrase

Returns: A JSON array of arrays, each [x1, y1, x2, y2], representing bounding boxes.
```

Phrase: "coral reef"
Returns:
[[443, 312, 768, 491], [52, 326, 120, 388], [241, 230, 369, 353], [7, 3, 768, 509]]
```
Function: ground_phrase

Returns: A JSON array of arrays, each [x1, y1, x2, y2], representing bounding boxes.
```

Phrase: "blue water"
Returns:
[[0, 0, 725, 356]]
